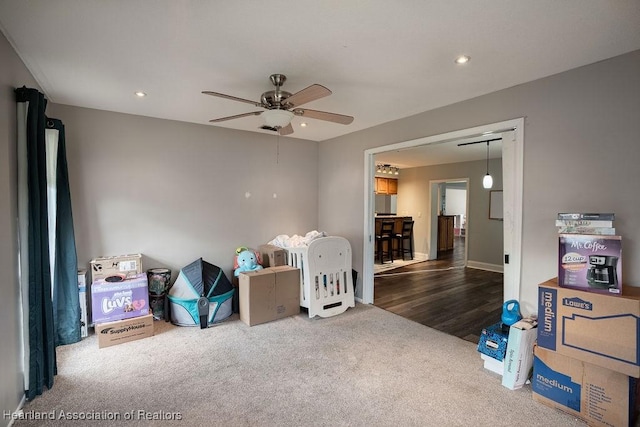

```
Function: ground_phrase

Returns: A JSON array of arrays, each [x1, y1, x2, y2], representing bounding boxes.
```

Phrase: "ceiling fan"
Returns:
[[202, 74, 354, 136]]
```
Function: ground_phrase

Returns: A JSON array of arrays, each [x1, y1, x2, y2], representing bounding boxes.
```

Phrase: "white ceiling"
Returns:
[[1, 1, 639, 166]]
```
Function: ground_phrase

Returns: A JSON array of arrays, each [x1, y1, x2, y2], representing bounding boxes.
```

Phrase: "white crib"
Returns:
[[285, 236, 355, 318]]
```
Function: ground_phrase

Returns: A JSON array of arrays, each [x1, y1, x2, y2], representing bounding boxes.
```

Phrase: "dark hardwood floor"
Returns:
[[374, 236, 503, 344]]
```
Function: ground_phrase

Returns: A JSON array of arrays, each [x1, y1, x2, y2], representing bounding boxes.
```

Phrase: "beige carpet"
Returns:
[[13, 304, 585, 427]]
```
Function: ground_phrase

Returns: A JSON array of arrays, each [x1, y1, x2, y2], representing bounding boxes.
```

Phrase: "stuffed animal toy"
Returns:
[[234, 247, 263, 277]]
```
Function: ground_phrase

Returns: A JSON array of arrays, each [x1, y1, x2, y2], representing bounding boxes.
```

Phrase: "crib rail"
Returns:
[[286, 236, 355, 318]]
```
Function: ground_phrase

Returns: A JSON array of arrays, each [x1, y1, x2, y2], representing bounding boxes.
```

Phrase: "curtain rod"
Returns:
[[457, 137, 502, 147]]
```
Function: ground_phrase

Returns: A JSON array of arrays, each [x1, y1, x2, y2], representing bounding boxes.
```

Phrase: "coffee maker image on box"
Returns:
[[586, 255, 618, 289]]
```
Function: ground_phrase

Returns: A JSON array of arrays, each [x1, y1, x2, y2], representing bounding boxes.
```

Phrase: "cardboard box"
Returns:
[[480, 354, 503, 376], [477, 322, 509, 361], [78, 269, 89, 338], [558, 234, 622, 295], [95, 314, 154, 349], [259, 244, 287, 267], [532, 346, 639, 427], [239, 266, 300, 326], [502, 318, 537, 390], [91, 273, 149, 324], [537, 279, 640, 377], [90, 253, 142, 282]]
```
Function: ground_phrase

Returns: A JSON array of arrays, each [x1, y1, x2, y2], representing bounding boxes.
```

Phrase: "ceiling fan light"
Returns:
[[483, 174, 493, 189], [263, 109, 294, 128]]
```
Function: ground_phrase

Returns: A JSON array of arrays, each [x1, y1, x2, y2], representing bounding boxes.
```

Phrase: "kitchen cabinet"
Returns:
[[438, 215, 455, 252], [375, 177, 397, 195], [387, 178, 397, 194]]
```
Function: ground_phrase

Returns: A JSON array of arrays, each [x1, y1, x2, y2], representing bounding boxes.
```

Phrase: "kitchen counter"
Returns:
[[375, 216, 412, 235]]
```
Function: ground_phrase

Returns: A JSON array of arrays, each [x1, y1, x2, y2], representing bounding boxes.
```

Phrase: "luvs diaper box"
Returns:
[[91, 273, 149, 324]]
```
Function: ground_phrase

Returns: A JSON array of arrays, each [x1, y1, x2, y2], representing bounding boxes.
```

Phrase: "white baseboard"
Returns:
[[7, 394, 26, 427], [466, 260, 504, 273], [413, 252, 429, 260]]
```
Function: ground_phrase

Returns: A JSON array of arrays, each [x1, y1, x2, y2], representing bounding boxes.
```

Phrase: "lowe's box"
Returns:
[[91, 273, 149, 324], [537, 278, 640, 377], [90, 253, 142, 282], [96, 314, 154, 349], [532, 346, 639, 427], [239, 266, 300, 326]]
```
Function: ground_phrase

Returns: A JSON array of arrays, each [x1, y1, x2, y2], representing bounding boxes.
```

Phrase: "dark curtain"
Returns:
[[50, 118, 81, 346], [16, 87, 56, 399], [15, 87, 80, 400]]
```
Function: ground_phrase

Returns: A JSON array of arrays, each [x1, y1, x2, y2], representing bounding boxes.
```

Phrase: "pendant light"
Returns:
[[482, 141, 493, 189]]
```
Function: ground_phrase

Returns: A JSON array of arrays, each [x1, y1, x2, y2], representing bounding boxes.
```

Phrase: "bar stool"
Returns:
[[394, 219, 414, 260], [375, 220, 395, 264]]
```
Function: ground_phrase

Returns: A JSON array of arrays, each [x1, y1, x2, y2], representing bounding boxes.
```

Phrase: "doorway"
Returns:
[[428, 179, 469, 262], [362, 118, 524, 305]]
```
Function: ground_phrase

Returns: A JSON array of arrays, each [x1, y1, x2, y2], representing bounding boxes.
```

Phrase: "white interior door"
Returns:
[[500, 130, 523, 301]]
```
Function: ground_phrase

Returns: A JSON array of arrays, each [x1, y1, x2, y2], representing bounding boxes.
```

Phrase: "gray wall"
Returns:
[[319, 49, 640, 315], [49, 104, 319, 280], [0, 31, 42, 426], [397, 158, 503, 266]]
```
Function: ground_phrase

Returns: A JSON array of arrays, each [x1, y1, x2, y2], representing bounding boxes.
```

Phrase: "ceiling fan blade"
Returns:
[[278, 123, 294, 136], [202, 91, 262, 107], [209, 111, 263, 123], [284, 84, 331, 108], [294, 108, 354, 125]]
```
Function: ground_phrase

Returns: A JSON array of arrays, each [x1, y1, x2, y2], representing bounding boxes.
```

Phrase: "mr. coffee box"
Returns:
[[91, 273, 149, 324], [558, 234, 622, 295]]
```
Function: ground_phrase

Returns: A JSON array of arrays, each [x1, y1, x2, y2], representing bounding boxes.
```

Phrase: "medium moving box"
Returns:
[[91, 273, 149, 324], [532, 346, 639, 427], [537, 278, 640, 377], [239, 266, 300, 326], [96, 314, 154, 349], [90, 253, 142, 281]]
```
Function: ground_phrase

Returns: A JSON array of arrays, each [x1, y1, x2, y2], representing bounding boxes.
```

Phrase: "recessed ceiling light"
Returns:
[[300, 122, 308, 127], [455, 55, 470, 65], [134, 91, 147, 97]]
